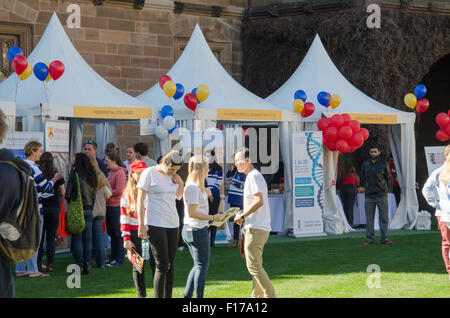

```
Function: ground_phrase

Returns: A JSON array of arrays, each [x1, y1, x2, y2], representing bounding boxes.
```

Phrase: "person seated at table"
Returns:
[[337, 163, 360, 228]]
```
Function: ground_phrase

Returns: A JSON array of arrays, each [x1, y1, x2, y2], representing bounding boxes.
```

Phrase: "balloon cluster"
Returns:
[[159, 74, 209, 113], [404, 84, 429, 114], [317, 91, 341, 109], [292, 90, 314, 118], [7, 46, 64, 82], [318, 114, 369, 153], [155, 105, 178, 140], [435, 111, 450, 142]]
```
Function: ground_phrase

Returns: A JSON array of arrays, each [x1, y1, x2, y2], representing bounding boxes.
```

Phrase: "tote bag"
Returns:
[[66, 172, 85, 234]]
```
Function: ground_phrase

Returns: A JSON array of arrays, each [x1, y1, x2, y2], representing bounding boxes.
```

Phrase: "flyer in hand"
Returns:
[[127, 248, 144, 274], [211, 207, 241, 227]]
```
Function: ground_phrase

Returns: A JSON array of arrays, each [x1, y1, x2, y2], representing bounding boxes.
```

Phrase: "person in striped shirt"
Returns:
[[121, 160, 155, 298], [15, 140, 61, 278], [206, 151, 223, 247], [226, 163, 246, 248]]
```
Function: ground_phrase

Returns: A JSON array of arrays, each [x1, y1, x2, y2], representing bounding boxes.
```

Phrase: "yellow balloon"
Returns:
[[19, 63, 32, 81], [196, 84, 209, 102], [45, 62, 51, 82], [293, 99, 304, 114], [404, 93, 417, 109], [163, 80, 176, 98], [330, 94, 341, 109]]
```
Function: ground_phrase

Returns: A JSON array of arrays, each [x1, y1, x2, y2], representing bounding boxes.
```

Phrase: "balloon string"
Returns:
[[14, 74, 19, 103]]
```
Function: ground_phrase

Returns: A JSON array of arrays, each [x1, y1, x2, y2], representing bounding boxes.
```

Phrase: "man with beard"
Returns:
[[361, 146, 393, 245]]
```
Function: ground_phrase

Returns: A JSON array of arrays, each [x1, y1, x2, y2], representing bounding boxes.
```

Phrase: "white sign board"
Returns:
[[140, 118, 157, 136], [424, 146, 445, 176], [45, 120, 70, 153], [292, 131, 326, 237], [0, 131, 44, 158]]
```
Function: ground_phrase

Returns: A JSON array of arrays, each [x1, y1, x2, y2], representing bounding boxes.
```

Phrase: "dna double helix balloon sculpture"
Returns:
[[305, 132, 324, 213]]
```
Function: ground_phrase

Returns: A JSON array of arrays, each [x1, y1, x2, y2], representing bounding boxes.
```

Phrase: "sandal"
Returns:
[[28, 272, 50, 278], [16, 272, 28, 277]]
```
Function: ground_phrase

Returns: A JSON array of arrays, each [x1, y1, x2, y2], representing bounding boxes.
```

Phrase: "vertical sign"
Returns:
[[292, 131, 326, 237], [424, 146, 445, 176]]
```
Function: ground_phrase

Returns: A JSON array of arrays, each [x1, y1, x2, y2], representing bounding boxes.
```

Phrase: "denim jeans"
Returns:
[[182, 225, 210, 298], [16, 215, 43, 274], [364, 195, 389, 243], [92, 216, 106, 268], [106, 206, 124, 264], [71, 209, 93, 265]]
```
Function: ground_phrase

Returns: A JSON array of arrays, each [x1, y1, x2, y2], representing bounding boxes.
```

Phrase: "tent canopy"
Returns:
[[0, 12, 151, 122], [138, 24, 297, 122], [266, 34, 415, 124]]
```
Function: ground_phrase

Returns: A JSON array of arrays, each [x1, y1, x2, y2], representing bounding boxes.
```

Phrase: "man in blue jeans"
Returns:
[[361, 146, 393, 245]]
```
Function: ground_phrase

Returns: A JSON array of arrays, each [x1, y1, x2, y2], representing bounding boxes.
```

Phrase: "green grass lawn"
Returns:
[[12, 230, 449, 298]]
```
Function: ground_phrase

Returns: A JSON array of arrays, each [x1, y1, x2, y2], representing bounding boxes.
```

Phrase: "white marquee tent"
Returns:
[[0, 12, 152, 157], [267, 34, 418, 234]]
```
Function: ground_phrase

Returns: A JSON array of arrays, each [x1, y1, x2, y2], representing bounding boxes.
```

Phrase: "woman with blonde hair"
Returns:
[[182, 155, 224, 298], [88, 155, 112, 269]]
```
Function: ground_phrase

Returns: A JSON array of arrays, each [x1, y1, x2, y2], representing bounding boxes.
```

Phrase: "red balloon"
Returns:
[[317, 118, 331, 131], [218, 124, 223, 131], [336, 139, 349, 153], [327, 141, 336, 151], [448, 110, 450, 117], [341, 113, 351, 124], [349, 145, 358, 152], [322, 136, 327, 146], [360, 128, 369, 141], [415, 98, 429, 114], [11, 54, 28, 75], [338, 125, 353, 140], [436, 129, 449, 142], [330, 114, 344, 129], [325, 126, 338, 142], [301, 102, 315, 118], [184, 93, 198, 111], [48, 60, 65, 80], [436, 113, 450, 129], [159, 75, 172, 89], [445, 124, 450, 136], [350, 133, 364, 148], [348, 120, 360, 133]]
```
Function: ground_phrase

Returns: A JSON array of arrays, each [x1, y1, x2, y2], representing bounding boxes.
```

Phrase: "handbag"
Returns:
[[58, 200, 70, 238], [66, 172, 85, 234]]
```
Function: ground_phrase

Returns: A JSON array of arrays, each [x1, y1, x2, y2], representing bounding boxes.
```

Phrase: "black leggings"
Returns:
[[208, 196, 220, 245], [38, 206, 60, 265], [129, 230, 156, 298], [147, 225, 179, 298]]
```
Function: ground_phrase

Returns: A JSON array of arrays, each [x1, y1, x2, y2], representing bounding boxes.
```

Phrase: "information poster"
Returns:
[[0, 131, 44, 158], [292, 131, 326, 237], [140, 118, 157, 136], [424, 146, 445, 176]]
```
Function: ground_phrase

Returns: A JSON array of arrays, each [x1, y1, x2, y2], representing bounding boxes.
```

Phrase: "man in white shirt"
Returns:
[[233, 147, 275, 298]]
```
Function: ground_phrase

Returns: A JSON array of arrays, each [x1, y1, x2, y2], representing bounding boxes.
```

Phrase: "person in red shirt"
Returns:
[[338, 164, 360, 227], [389, 155, 401, 206]]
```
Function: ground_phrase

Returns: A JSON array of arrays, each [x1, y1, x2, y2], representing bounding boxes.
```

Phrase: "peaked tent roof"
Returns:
[[137, 24, 297, 122], [0, 12, 151, 120], [266, 34, 415, 124]]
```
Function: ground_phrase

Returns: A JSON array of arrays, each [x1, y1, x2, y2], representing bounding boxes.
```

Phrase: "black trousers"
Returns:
[[147, 225, 179, 298], [176, 198, 185, 248], [38, 206, 60, 266], [208, 196, 220, 246], [230, 203, 242, 240], [339, 184, 356, 226], [129, 230, 155, 298]]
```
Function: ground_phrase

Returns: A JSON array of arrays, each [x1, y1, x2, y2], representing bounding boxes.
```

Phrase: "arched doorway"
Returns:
[[415, 53, 450, 210]]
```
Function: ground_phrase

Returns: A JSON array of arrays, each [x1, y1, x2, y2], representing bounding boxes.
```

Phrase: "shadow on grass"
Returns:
[[12, 230, 444, 298]]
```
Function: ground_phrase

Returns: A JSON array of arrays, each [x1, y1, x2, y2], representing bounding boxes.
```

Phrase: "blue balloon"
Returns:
[[294, 90, 307, 102], [168, 121, 178, 134], [7, 46, 23, 63], [33, 62, 49, 81], [191, 88, 201, 103], [173, 83, 184, 100], [317, 91, 330, 107], [414, 84, 427, 99], [160, 105, 174, 119]]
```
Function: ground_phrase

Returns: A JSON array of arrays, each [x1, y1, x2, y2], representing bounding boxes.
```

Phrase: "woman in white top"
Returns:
[[182, 155, 224, 298], [137, 150, 184, 298]]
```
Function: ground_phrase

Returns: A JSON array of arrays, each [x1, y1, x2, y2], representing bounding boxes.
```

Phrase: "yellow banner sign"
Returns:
[[217, 108, 282, 121], [73, 106, 152, 119], [348, 113, 398, 124]]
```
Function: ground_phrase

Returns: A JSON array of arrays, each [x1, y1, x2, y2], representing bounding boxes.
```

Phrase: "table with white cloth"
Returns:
[[224, 194, 285, 235], [337, 193, 397, 229]]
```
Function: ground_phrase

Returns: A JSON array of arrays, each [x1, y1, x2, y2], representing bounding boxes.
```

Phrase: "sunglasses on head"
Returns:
[[85, 140, 97, 147]]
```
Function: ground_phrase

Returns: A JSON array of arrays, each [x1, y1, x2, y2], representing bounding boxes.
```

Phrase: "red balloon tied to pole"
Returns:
[[436, 129, 449, 142], [350, 133, 364, 148], [445, 124, 450, 136], [341, 113, 351, 124], [360, 128, 369, 141], [184, 93, 198, 111], [159, 75, 172, 89], [336, 139, 349, 153], [317, 118, 331, 131], [301, 102, 315, 118], [348, 120, 360, 133], [415, 98, 429, 114], [330, 114, 344, 129], [338, 125, 353, 140], [49, 60, 65, 80], [325, 126, 338, 142], [436, 113, 450, 129], [327, 141, 336, 151], [11, 54, 28, 75]]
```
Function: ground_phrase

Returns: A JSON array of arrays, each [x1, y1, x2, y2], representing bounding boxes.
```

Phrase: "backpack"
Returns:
[[0, 160, 41, 264]]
